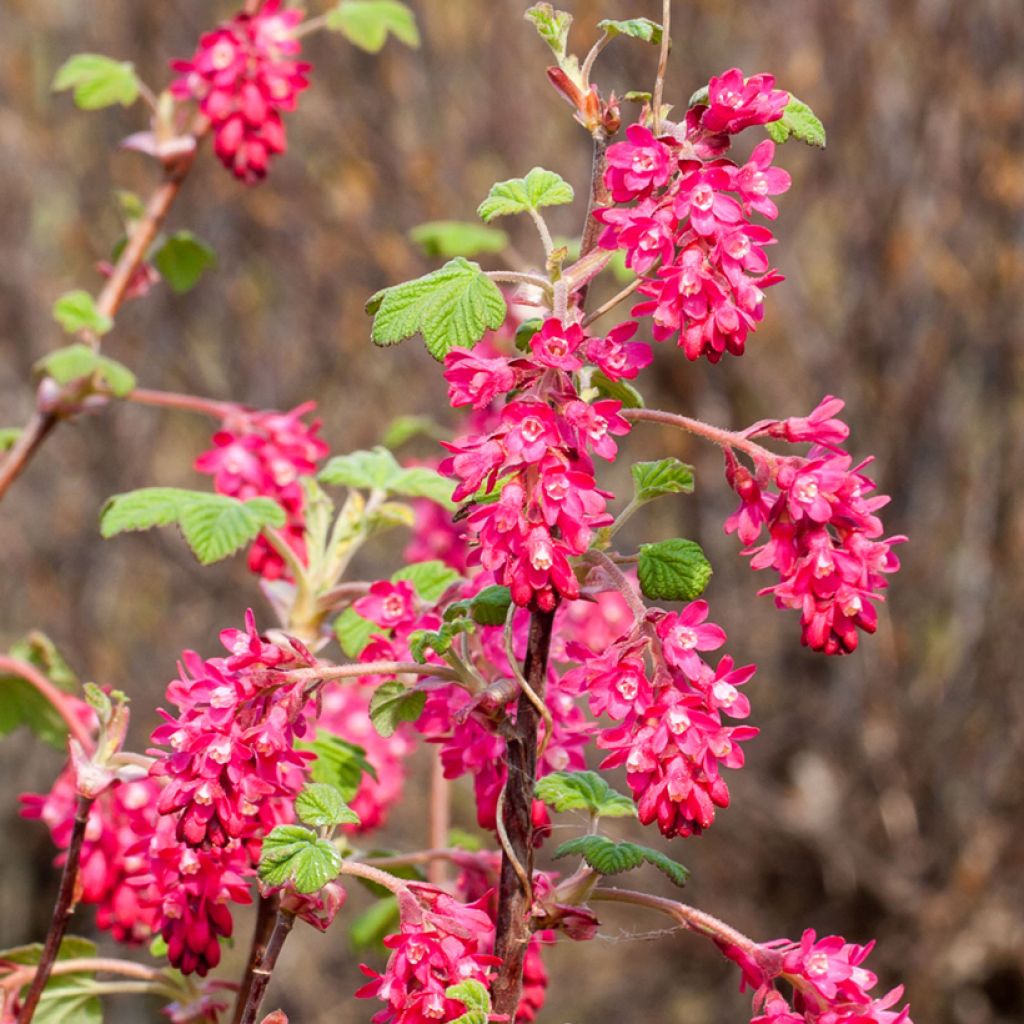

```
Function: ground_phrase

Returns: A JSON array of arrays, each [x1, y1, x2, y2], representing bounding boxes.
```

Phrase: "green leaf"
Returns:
[[469, 584, 512, 626], [350, 895, 400, 951], [37, 343, 135, 397], [100, 487, 286, 565], [591, 369, 644, 409], [597, 17, 663, 44], [391, 467, 456, 508], [0, 633, 79, 749], [381, 414, 445, 449], [52, 53, 139, 109], [367, 257, 507, 360], [637, 538, 713, 602], [524, 4, 573, 61], [369, 680, 427, 738], [52, 291, 113, 336], [631, 458, 695, 502], [334, 607, 384, 659], [477, 167, 574, 223], [447, 827, 483, 851], [764, 94, 826, 148], [3, 937, 101, 1024], [298, 731, 377, 802], [447, 979, 492, 1024], [407, 619, 474, 663], [326, 0, 420, 52], [152, 231, 216, 294], [409, 221, 509, 260], [553, 835, 689, 887], [688, 85, 710, 108], [514, 318, 543, 352], [0, 428, 21, 452], [392, 561, 460, 603], [259, 824, 342, 894], [536, 770, 636, 818], [320, 446, 402, 491], [295, 782, 360, 828]]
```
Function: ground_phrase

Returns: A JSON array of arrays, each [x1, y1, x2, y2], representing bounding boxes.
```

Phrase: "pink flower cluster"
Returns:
[[171, 0, 311, 182], [567, 600, 758, 838], [196, 402, 329, 580], [20, 774, 161, 943], [357, 888, 500, 1024], [440, 317, 635, 610], [725, 929, 913, 1024], [595, 69, 792, 362], [725, 397, 905, 654], [150, 610, 314, 848]]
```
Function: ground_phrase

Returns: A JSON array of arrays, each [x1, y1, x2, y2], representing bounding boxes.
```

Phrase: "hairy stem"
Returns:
[[237, 910, 295, 1024], [232, 895, 280, 1024], [284, 661, 463, 689], [0, 413, 59, 505], [491, 606, 555, 1018], [0, 656, 95, 753], [427, 754, 450, 886], [623, 407, 779, 468], [581, 273, 646, 328], [124, 388, 235, 419], [17, 795, 93, 1024]]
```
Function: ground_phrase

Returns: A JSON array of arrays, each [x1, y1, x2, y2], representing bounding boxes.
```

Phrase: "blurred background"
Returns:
[[2, 0, 1023, 1022]]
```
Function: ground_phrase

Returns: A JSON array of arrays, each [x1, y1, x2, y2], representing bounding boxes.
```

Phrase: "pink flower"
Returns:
[[656, 602, 728, 677], [529, 318, 586, 371], [604, 124, 674, 202], [170, 1, 311, 183], [444, 349, 518, 410], [584, 321, 653, 381], [699, 69, 789, 135], [735, 141, 792, 219], [355, 581, 418, 629]]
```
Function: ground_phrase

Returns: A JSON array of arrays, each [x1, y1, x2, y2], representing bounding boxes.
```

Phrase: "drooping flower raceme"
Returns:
[[171, 0, 311, 182], [725, 397, 905, 654], [595, 70, 792, 363], [195, 402, 329, 580]]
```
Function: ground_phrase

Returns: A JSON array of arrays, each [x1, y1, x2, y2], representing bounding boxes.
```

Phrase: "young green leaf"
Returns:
[[295, 782, 360, 828], [369, 680, 428, 738], [637, 538, 713, 602], [36, 343, 136, 397], [409, 221, 509, 260], [298, 731, 378, 802], [553, 835, 689, 887], [326, 0, 420, 52], [152, 231, 216, 294], [334, 606, 385, 659], [536, 770, 636, 818], [320, 446, 402, 490], [597, 17, 663, 44], [524, 4, 573, 61], [590, 369, 644, 409], [478, 167, 574, 223], [447, 979, 492, 1024], [0, 633, 79, 749], [52, 291, 113, 336], [408, 619, 474, 663], [52, 53, 139, 109], [100, 487, 286, 565], [468, 584, 512, 626], [350, 895, 400, 951], [391, 467, 456, 507], [765, 94, 827, 148], [392, 561, 461, 603], [3, 937, 102, 1024], [259, 824, 342, 894], [631, 458, 695, 502], [367, 258, 507, 360]]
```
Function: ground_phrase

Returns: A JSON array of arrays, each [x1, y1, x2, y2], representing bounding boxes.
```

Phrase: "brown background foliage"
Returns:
[[1, 1, 1023, 1022]]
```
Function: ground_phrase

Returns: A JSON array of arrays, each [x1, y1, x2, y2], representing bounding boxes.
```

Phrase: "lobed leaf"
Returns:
[[478, 167, 574, 223], [631, 457, 695, 502], [326, 0, 420, 52], [259, 825, 342, 894], [392, 560, 461, 603], [553, 834, 689, 887], [153, 231, 216, 294], [334, 606, 385, 659], [52, 291, 113, 336], [637, 538, 713, 602], [765, 94, 827, 148], [536, 770, 637, 818], [52, 53, 139, 109], [368, 679, 428, 738], [446, 979, 492, 1024], [36, 343, 135, 396], [298, 731, 378, 802], [597, 17, 663, 44], [524, 4, 573, 61], [295, 782, 360, 828]]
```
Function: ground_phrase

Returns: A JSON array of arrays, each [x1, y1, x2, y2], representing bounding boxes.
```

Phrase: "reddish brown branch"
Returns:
[[232, 895, 280, 1024], [491, 606, 555, 1018], [237, 909, 295, 1024], [16, 794, 93, 1024]]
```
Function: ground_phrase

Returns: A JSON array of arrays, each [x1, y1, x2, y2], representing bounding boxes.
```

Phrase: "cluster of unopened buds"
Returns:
[[171, 0, 310, 182]]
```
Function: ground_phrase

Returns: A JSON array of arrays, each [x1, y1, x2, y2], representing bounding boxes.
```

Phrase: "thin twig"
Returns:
[[123, 388, 235, 419], [17, 795, 94, 1024], [582, 273, 646, 328], [237, 910, 295, 1024], [653, 0, 672, 133], [232, 895, 279, 1024], [427, 754, 450, 886], [622, 407, 779, 468]]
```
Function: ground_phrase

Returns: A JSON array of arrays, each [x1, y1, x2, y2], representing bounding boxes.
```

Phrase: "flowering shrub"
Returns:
[[0, 4, 914, 1024]]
